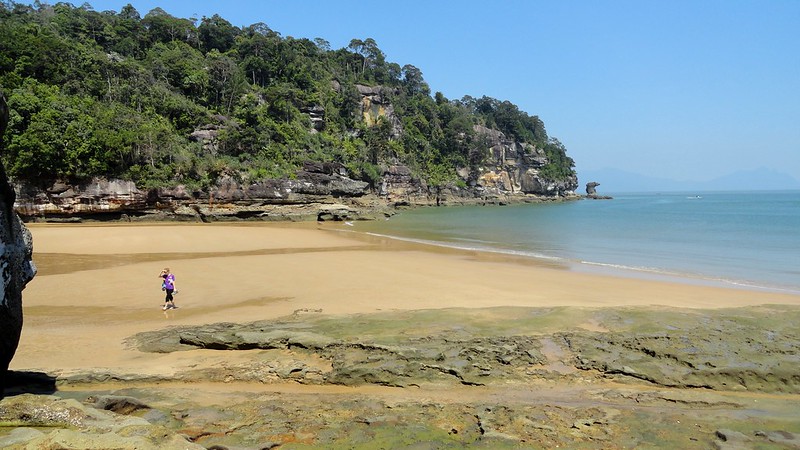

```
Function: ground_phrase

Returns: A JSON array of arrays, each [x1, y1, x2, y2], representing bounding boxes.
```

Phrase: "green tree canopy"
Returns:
[[0, 1, 576, 193]]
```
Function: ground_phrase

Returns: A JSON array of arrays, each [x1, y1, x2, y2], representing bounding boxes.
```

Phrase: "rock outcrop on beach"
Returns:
[[4, 306, 800, 448], [13, 162, 578, 224], [127, 306, 800, 394], [13, 169, 576, 223], [0, 90, 36, 398], [12, 164, 377, 223]]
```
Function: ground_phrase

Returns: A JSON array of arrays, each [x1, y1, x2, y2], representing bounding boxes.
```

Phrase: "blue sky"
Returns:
[[31, 0, 800, 183]]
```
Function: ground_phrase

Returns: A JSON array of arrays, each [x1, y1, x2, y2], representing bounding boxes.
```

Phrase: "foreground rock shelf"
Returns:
[[2, 306, 800, 448], [127, 306, 800, 393]]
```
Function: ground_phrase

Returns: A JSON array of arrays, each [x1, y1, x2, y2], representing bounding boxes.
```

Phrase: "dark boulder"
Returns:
[[0, 90, 37, 397]]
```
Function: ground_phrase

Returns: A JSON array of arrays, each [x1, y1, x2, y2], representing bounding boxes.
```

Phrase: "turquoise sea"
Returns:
[[354, 191, 800, 294]]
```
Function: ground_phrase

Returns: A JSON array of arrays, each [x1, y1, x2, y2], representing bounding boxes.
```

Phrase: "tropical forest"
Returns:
[[0, 1, 575, 199]]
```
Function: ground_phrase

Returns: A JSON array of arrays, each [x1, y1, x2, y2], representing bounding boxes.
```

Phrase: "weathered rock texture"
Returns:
[[474, 124, 577, 197], [126, 305, 800, 394], [13, 162, 374, 223], [4, 306, 800, 448], [356, 83, 403, 137], [0, 394, 203, 449], [0, 90, 36, 398], [132, 321, 546, 387]]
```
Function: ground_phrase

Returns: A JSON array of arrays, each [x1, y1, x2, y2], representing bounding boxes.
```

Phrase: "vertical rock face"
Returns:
[[474, 125, 578, 196], [0, 89, 36, 397]]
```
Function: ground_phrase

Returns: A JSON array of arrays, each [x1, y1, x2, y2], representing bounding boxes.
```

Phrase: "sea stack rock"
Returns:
[[0, 89, 37, 397], [585, 181, 612, 200]]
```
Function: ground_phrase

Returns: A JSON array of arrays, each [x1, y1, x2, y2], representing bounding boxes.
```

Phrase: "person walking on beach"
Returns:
[[159, 267, 177, 310]]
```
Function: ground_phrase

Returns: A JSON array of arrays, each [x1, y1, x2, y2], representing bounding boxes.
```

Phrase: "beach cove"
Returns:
[[4, 222, 800, 448]]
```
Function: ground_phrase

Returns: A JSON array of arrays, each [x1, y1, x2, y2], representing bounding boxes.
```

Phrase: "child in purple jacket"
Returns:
[[159, 267, 177, 310]]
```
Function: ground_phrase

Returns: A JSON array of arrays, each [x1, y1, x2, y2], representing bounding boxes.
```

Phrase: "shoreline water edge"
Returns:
[[352, 226, 800, 295], [351, 190, 800, 296]]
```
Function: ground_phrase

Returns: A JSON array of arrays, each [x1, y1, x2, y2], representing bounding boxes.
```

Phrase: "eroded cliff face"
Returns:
[[353, 86, 578, 200], [472, 124, 578, 197], [354, 86, 578, 204], [0, 90, 36, 397], [377, 125, 578, 205], [12, 163, 375, 222], [356, 84, 403, 137]]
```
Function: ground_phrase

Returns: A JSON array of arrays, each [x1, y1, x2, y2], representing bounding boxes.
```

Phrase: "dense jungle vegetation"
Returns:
[[0, 1, 574, 192]]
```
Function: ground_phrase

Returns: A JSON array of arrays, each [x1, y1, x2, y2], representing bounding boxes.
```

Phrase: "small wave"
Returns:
[[701, 277, 800, 295], [452, 237, 501, 245], [579, 260, 800, 294], [344, 226, 800, 294], [580, 260, 668, 274], [363, 231, 563, 262]]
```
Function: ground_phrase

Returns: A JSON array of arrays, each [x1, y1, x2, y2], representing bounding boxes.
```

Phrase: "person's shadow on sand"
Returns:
[[2, 370, 57, 397]]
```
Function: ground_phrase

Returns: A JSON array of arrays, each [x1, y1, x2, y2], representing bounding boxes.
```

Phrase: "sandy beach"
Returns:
[[12, 222, 800, 377]]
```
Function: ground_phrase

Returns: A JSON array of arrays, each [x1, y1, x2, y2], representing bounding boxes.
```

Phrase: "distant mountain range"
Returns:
[[578, 167, 800, 194]]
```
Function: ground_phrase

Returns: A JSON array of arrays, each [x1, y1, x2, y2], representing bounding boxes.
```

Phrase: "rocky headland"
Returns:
[[11, 83, 581, 224]]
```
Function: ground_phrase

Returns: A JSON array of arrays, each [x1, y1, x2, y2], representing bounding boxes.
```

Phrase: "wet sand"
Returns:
[[12, 222, 800, 378]]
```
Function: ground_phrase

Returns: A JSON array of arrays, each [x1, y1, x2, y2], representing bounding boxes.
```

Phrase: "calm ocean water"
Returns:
[[354, 191, 800, 294]]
